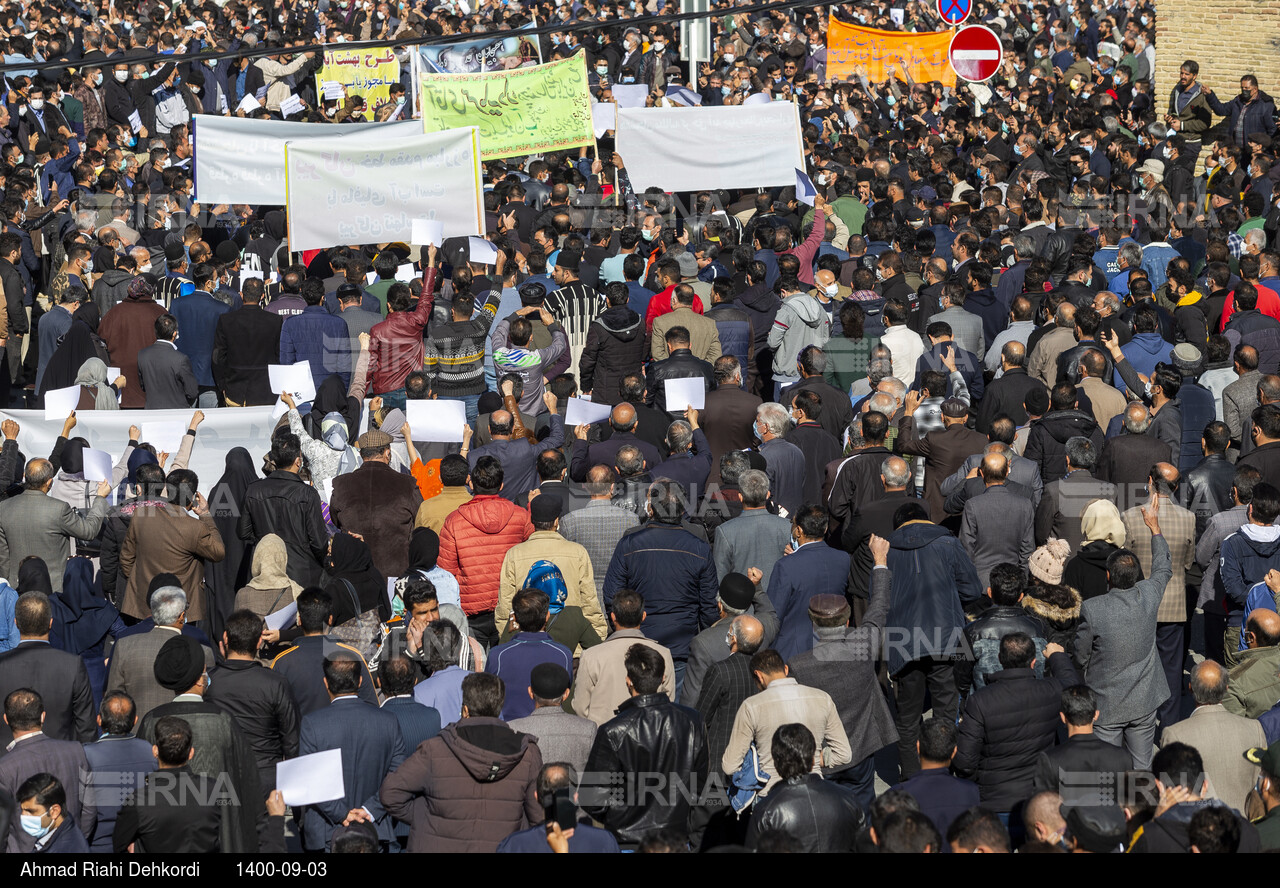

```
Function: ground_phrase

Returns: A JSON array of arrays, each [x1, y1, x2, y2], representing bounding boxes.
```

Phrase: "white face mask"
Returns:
[[139, 263, 152, 274], [114, 70, 129, 82], [824, 283, 838, 297]]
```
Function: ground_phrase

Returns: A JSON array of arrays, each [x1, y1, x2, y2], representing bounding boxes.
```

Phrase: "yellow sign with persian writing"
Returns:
[[316, 47, 402, 109], [827, 17, 955, 87], [418, 54, 594, 159]]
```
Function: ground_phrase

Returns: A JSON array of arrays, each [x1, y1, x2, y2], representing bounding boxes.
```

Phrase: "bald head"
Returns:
[[1247, 608, 1280, 648], [729, 615, 764, 654], [1122, 402, 1152, 434], [488, 409, 513, 439], [1260, 374, 1280, 405], [1189, 660, 1228, 706], [980, 452, 1009, 484], [1150, 461, 1180, 495], [23, 459, 55, 491], [1001, 340, 1026, 369], [815, 269, 836, 289], [881, 455, 911, 489], [611, 403, 638, 432]]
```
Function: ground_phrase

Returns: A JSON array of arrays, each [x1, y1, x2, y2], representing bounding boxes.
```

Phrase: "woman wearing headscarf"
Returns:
[[389, 527, 461, 616], [37, 320, 108, 397], [323, 532, 388, 661], [204, 446, 259, 644], [47, 423, 137, 553], [282, 392, 360, 504], [235, 534, 303, 658], [48, 557, 127, 706], [1062, 499, 1128, 602], [72, 357, 124, 410], [496, 560, 604, 652]]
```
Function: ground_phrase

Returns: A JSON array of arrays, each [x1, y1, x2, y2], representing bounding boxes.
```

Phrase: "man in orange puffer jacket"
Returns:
[[438, 455, 533, 650]]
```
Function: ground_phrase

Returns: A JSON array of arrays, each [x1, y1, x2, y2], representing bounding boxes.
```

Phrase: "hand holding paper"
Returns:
[[564, 397, 611, 427], [405, 400, 467, 443], [276, 748, 345, 806], [664, 377, 706, 413]]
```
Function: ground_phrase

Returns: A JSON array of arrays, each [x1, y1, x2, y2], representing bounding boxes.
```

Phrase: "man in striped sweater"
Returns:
[[424, 286, 503, 426]]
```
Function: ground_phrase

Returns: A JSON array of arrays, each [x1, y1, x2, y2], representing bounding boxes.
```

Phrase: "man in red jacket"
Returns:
[[367, 246, 438, 405], [437, 455, 533, 650]]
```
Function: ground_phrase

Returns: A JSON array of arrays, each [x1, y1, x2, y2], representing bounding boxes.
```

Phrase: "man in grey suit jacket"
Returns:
[[929, 292, 987, 361], [960, 453, 1036, 590], [1033, 436, 1117, 550], [1075, 495, 1172, 770], [0, 688, 96, 852], [104, 587, 214, 724], [682, 572, 779, 709], [0, 459, 111, 593], [1161, 660, 1266, 812], [136, 313, 198, 409], [506, 663, 596, 774]]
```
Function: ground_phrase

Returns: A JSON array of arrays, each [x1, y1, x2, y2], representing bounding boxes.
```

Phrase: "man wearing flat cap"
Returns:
[[789, 534, 899, 809], [137, 635, 264, 852], [331, 428, 424, 578]]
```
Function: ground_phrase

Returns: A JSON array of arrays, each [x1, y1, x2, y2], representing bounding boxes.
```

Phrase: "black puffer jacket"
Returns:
[[958, 605, 1048, 694], [581, 693, 709, 844], [579, 306, 645, 404], [953, 651, 1081, 814], [745, 773, 865, 851], [1024, 409, 1105, 483]]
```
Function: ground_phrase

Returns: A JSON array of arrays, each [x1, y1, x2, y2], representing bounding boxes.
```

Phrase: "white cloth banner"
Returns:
[[192, 114, 423, 205], [284, 127, 484, 252], [0, 407, 276, 496], [615, 104, 805, 193]]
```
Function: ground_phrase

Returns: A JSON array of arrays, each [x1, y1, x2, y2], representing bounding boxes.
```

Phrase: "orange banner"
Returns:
[[826, 17, 955, 87]]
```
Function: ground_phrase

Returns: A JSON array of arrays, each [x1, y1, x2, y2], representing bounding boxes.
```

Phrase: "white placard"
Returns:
[[468, 236, 498, 266], [411, 218, 444, 246], [365, 271, 377, 285], [128, 110, 142, 133], [394, 263, 417, 282], [236, 94, 261, 114], [322, 81, 345, 101], [44, 385, 80, 421], [592, 101, 616, 138], [565, 397, 611, 426], [616, 104, 804, 192], [140, 421, 185, 452], [239, 268, 264, 289], [81, 448, 114, 482], [106, 367, 121, 381], [276, 748, 345, 806], [612, 84, 649, 108], [279, 93, 304, 117], [664, 377, 706, 412], [192, 114, 423, 205], [405, 400, 466, 443], [283, 126, 484, 252], [268, 362, 318, 405], [264, 599, 298, 631]]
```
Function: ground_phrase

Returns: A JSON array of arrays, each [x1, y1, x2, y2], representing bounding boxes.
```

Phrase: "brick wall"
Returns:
[[1154, 0, 1280, 111]]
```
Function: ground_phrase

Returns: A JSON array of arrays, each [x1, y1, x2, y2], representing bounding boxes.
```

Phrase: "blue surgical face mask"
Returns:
[[1001, 123, 1010, 136], [884, 94, 895, 106], [20, 814, 50, 839], [721, 85, 731, 96]]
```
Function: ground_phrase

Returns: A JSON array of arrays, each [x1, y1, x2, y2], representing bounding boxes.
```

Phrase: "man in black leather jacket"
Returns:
[[745, 723, 865, 851], [1185, 421, 1237, 537], [581, 644, 709, 847], [958, 563, 1048, 695]]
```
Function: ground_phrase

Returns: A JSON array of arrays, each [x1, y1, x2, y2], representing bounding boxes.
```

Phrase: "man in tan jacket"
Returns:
[[651, 285, 723, 362], [119, 470, 225, 624], [414, 454, 474, 532], [572, 589, 675, 725], [495, 495, 606, 645]]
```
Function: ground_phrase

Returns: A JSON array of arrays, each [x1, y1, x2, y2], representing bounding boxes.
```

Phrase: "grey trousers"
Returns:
[[1094, 709, 1158, 772]]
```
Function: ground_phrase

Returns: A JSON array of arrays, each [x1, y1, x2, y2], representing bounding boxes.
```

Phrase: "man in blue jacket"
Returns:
[[279, 278, 351, 392], [886, 500, 983, 779], [484, 588, 573, 721], [168, 263, 231, 408], [1217, 481, 1280, 664], [603, 479, 719, 697], [768, 503, 851, 661]]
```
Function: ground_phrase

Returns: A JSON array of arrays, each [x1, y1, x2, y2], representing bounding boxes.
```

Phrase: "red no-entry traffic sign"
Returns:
[[948, 25, 1002, 83]]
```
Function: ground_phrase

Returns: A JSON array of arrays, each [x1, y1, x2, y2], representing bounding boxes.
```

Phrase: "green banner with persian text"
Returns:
[[418, 54, 594, 159]]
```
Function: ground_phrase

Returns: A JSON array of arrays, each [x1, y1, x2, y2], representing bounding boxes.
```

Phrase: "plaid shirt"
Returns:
[[1122, 499, 1196, 622], [558, 500, 640, 612], [1228, 231, 1245, 259]]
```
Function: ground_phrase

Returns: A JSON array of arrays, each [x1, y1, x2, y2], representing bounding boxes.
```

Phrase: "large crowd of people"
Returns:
[[0, 0, 1275, 857]]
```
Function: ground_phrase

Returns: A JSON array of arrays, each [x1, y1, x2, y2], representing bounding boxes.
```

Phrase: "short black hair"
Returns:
[[879, 810, 942, 853], [223, 609, 264, 656], [16, 772, 66, 811], [624, 643, 665, 694], [461, 672, 504, 717], [1152, 741, 1205, 791], [1060, 684, 1097, 727], [153, 715, 194, 766], [470, 455, 504, 494], [771, 723, 816, 780], [946, 807, 1011, 852], [323, 651, 364, 696], [918, 718, 957, 763], [297, 587, 333, 633]]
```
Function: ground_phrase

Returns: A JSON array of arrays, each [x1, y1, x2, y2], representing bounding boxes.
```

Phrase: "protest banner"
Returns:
[[0, 407, 277, 497], [418, 54, 594, 159], [416, 26, 541, 75], [826, 17, 955, 86], [615, 103, 804, 193], [192, 115, 421, 205], [284, 126, 484, 252], [314, 45, 402, 108]]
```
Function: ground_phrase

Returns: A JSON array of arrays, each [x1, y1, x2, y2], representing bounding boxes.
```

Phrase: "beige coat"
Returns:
[[495, 530, 606, 647], [1078, 375, 1129, 431], [651, 307, 723, 362], [720, 676, 851, 794], [1161, 703, 1265, 811], [572, 628, 676, 725], [414, 486, 473, 533]]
